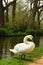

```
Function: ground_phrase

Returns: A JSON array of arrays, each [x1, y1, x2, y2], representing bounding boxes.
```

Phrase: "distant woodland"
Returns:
[[0, 0, 43, 32]]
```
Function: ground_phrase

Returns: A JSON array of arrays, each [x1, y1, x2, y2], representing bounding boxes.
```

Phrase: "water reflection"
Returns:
[[39, 37, 43, 46], [0, 36, 43, 59], [0, 36, 23, 59], [34, 36, 40, 47]]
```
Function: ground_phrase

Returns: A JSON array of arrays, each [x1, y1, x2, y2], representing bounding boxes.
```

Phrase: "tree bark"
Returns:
[[37, 0, 40, 29], [5, 0, 9, 22], [0, 0, 4, 27], [12, 0, 16, 22], [28, 0, 38, 29]]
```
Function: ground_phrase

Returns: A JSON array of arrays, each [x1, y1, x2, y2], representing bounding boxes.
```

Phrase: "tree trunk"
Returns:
[[12, 0, 16, 22], [6, 8, 9, 22], [37, 0, 40, 29], [37, 11, 40, 29], [28, 0, 38, 29], [0, 0, 4, 27], [6, 0, 9, 22]]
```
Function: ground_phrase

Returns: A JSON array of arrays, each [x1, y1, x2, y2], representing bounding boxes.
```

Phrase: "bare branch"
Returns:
[[4, 0, 7, 5], [40, 18, 43, 21], [38, 5, 43, 9], [40, 9, 43, 13], [4, 1, 14, 10]]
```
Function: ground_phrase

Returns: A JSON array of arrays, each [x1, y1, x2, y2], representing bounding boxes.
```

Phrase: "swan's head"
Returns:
[[23, 35, 33, 43]]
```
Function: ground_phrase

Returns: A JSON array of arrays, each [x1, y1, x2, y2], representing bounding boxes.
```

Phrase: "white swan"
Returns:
[[9, 35, 35, 58]]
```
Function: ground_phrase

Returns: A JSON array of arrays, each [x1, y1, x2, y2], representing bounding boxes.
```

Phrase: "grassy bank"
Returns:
[[0, 46, 43, 65], [0, 28, 43, 36]]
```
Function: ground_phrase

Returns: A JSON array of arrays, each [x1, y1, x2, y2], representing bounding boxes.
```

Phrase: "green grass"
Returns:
[[0, 57, 26, 65], [26, 46, 43, 60], [0, 46, 43, 65]]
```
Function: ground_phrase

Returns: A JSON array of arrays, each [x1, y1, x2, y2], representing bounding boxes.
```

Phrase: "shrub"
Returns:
[[25, 29, 43, 36], [25, 29, 35, 35], [17, 31, 26, 36], [0, 28, 13, 36]]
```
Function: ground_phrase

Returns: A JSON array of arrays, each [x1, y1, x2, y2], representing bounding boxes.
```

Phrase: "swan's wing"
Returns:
[[13, 42, 35, 54], [14, 43, 30, 53]]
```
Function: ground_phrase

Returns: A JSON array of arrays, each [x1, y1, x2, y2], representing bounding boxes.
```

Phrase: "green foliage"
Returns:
[[0, 28, 13, 35], [25, 29, 43, 36], [37, 30, 43, 36], [13, 29, 43, 36], [0, 56, 26, 65], [16, 31, 26, 36], [26, 29, 35, 35], [0, 28, 43, 36]]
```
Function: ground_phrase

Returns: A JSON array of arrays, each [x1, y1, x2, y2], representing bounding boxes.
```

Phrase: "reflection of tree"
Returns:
[[34, 36, 40, 47], [2, 37, 12, 59], [2, 36, 24, 58], [0, 37, 12, 59], [0, 37, 23, 59], [11, 36, 23, 48], [0, 37, 5, 59]]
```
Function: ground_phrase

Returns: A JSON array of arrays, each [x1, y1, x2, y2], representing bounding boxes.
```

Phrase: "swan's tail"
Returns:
[[9, 49, 14, 53], [9, 49, 12, 52], [9, 49, 17, 54]]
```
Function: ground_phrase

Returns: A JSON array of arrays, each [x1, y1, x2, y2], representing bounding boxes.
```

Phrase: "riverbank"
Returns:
[[0, 46, 43, 65], [0, 28, 43, 36]]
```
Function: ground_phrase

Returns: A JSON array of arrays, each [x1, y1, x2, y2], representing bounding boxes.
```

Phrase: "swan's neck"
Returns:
[[24, 40, 28, 44], [23, 37, 31, 44], [23, 36, 32, 44]]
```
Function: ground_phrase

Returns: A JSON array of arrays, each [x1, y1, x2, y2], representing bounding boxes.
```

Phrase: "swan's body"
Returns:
[[10, 42, 35, 54], [9, 35, 35, 56]]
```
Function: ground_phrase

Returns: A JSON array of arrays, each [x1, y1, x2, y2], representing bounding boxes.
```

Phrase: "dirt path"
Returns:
[[27, 57, 43, 65]]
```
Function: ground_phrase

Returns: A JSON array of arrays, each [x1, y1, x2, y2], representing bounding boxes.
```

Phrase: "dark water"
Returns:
[[0, 36, 43, 59]]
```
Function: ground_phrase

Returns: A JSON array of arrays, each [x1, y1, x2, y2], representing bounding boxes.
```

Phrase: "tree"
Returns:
[[4, 0, 9, 22], [0, 0, 16, 27], [12, 0, 16, 22], [26, 0, 43, 29], [0, 0, 4, 27], [13, 0, 28, 31]]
